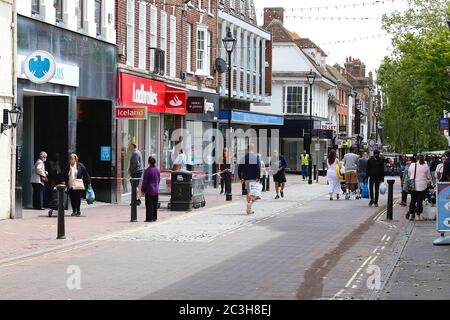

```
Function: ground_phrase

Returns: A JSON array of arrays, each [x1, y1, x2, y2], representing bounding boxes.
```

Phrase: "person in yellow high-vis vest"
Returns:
[[300, 151, 309, 181]]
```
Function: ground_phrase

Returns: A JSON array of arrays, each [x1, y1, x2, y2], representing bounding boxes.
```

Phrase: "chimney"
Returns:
[[264, 7, 284, 28]]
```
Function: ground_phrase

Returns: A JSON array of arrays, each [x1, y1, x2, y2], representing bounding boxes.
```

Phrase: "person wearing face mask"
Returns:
[[30, 151, 49, 210], [364, 150, 385, 207]]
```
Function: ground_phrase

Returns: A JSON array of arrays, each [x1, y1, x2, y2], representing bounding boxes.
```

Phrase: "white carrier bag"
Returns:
[[249, 181, 263, 198]]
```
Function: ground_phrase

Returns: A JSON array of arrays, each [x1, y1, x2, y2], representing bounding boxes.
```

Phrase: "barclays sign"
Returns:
[[18, 51, 80, 87]]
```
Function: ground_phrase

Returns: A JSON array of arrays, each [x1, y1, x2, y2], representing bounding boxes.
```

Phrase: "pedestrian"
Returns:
[[271, 150, 287, 199], [406, 154, 432, 221], [440, 150, 450, 182], [300, 150, 309, 181], [400, 157, 412, 206], [30, 151, 48, 210], [238, 144, 261, 215], [128, 143, 144, 206], [430, 156, 440, 185], [365, 150, 385, 207], [64, 153, 91, 216], [436, 154, 446, 182], [218, 148, 230, 195], [141, 156, 160, 222], [326, 149, 342, 200], [357, 150, 369, 199], [173, 149, 187, 170], [343, 147, 360, 200]]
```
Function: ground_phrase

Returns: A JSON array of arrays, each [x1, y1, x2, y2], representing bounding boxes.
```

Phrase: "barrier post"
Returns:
[[131, 178, 138, 222], [56, 184, 66, 239], [387, 179, 395, 220]]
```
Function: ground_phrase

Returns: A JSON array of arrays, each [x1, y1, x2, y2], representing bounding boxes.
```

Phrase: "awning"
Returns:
[[219, 109, 284, 126]]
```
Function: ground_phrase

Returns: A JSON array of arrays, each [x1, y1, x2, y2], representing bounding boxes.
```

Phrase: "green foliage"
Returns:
[[377, 0, 450, 153]]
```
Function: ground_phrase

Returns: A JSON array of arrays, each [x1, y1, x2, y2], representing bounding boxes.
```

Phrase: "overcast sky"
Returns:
[[254, 0, 409, 76]]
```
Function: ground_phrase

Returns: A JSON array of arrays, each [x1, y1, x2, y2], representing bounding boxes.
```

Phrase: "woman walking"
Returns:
[[406, 154, 432, 221], [141, 156, 161, 222], [327, 150, 342, 200], [30, 151, 48, 210], [64, 154, 91, 216]]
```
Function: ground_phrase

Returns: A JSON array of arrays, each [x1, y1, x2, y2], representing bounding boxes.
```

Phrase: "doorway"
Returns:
[[22, 95, 69, 209]]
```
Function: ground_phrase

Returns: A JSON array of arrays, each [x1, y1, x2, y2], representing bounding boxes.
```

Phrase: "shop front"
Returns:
[[116, 72, 186, 198], [185, 90, 220, 186], [15, 16, 116, 217]]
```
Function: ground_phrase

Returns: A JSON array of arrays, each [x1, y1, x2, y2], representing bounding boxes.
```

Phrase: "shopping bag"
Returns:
[[73, 178, 85, 190], [86, 184, 95, 205], [380, 182, 387, 195], [361, 183, 369, 199], [249, 182, 263, 198], [336, 166, 343, 181]]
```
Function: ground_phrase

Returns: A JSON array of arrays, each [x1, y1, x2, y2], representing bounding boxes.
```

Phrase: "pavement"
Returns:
[[0, 174, 412, 300], [379, 201, 450, 300]]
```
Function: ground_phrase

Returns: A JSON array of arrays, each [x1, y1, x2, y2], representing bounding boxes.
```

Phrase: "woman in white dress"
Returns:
[[327, 149, 342, 200]]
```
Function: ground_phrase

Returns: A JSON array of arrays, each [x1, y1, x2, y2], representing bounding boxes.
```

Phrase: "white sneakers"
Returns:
[[246, 202, 255, 215]]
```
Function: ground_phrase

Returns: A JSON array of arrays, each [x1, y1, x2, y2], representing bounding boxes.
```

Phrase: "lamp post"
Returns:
[[1, 104, 22, 133], [374, 109, 380, 144], [306, 70, 316, 185], [356, 101, 362, 151], [222, 30, 236, 201]]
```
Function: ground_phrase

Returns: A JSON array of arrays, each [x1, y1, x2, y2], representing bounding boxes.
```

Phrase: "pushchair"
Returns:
[[425, 185, 436, 207], [47, 187, 69, 217]]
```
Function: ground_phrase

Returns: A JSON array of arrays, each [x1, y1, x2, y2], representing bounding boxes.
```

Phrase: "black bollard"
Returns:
[[314, 165, 317, 181], [266, 174, 270, 191], [56, 184, 66, 239], [387, 179, 395, 220], [131, 179, 138, 222], [213, 163, 218, 189], [242, 181, 247, 195], [322, 162, 326, 177], [225, 170, 232, 201]]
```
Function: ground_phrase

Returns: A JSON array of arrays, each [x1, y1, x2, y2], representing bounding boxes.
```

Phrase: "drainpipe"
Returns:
[[10, 0, 17, 219]]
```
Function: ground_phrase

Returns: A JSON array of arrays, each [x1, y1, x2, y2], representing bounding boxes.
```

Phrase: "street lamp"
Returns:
[[306, 70, 316, 185], [222, 30, 236, 201], [356, 101, 362, 151], [374, 109, 380, 143], [1, 104, 22, 133]]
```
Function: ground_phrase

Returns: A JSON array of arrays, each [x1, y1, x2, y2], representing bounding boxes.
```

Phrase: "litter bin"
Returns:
[[171, 170, 193, 211]]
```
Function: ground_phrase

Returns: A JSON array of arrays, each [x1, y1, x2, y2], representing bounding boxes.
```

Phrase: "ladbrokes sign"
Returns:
[[118, 72, 186, 115]]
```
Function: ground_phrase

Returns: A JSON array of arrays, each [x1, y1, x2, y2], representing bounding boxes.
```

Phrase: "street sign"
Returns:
[[437, 183, 450, 232], [100, 146, 111, 161], [439, 117, 449, 131]]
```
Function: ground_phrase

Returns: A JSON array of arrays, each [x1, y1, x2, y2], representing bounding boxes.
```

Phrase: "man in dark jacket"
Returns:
[[238, 144, 261, 215], [128, 143, 144, 206], [365, 150, 385, 207]]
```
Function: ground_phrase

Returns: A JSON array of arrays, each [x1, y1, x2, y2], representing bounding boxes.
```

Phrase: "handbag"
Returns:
[[405, 163, 417, 193], [361, 183, 369, 199], [73, 178, 85, 190], [249, 181, 263, 198]]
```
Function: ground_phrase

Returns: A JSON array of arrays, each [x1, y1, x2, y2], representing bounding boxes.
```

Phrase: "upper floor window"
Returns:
[[95, 0, 102, 36], [196, 25, 210, 75], [54, 0, 63, 23], [283, 86, 309, 114], [229, 0, 234, 10], [126, 0, 135, 66], [240, 0, 244, 14], [32, 0, 40, 14], [208, 0, 212, 14], [75, 0, 83, 30]]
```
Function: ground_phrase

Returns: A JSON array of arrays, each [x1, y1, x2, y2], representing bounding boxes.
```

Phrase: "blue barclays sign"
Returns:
[[100, 146, 111, 162], [18, 52, 80, 87]]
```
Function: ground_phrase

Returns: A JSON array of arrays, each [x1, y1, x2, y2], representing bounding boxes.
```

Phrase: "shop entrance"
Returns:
[[76, 100, 113, 203], [21, 94, 69, 209]]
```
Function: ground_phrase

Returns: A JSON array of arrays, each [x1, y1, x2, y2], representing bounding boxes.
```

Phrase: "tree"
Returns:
[[377, 0, 450, 153]]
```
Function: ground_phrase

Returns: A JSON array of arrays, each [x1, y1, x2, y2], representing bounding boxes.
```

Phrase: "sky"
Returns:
[[253, 0, 409, 77]]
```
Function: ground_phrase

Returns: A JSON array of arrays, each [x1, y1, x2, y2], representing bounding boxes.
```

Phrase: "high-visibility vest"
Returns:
[[300, 154, 309, 165]]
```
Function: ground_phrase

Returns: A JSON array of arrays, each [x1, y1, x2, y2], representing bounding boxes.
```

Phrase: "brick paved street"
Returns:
[[0, 175, 410, 300]]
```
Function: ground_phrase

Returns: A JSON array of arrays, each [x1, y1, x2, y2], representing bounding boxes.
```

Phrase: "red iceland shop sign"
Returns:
[[118, 72, 186, 115]]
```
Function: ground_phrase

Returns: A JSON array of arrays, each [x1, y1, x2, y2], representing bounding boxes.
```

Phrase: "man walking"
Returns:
[[300, 150, 309, 181], [128, 143, 144, 206], [271, 150, 287, 199], [343, 147, 359, 200], [238, 144, 261, 215], [357, 150, 368, 199], [365, 150, 385, 207]]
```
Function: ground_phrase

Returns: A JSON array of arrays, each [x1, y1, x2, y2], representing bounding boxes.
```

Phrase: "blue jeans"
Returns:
[[301, 165, 308, 179], [32, 183, 45, 209]]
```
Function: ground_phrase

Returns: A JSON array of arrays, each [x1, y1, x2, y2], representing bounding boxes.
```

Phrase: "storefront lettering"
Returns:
[[132, 82, 159, 106]]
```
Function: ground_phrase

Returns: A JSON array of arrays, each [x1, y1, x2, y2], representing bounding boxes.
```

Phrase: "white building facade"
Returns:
[[0, 0, 16, 219]]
